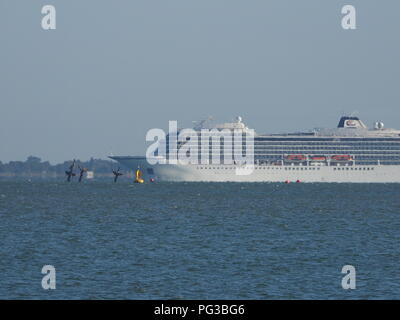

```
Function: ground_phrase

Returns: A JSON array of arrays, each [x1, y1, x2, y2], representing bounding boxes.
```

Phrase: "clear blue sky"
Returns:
[[1, 0, 399, 163]]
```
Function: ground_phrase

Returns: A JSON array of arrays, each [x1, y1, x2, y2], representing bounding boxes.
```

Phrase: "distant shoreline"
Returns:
[[0, 156, 134, 178]]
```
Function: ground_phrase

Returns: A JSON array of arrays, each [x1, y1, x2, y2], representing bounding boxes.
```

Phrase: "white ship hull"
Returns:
[[110, 157, 400, 183]]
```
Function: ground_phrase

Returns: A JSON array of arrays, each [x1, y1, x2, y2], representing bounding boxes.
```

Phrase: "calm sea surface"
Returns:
[[0, 179, 400, 299]]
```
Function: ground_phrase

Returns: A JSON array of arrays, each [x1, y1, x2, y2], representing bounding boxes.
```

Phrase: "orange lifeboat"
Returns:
[[331, 155, 353, 161], [310, 155, 326, 161], [285, 154, 306, 161]]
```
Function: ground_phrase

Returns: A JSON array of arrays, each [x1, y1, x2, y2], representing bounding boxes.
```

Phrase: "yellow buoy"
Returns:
[[134, 168, 144, 184]]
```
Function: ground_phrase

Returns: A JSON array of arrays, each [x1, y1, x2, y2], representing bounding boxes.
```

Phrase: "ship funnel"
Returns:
[[337, 116, 367, 129]]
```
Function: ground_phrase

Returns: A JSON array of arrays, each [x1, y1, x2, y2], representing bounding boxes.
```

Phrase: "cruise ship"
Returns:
[[110, 116, 400, 183]]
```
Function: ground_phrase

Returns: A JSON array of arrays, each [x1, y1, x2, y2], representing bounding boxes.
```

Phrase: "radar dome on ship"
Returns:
[[374, 121, 384, 130]]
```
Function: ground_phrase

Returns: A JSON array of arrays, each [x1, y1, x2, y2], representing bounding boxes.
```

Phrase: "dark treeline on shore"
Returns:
[[0, 156, 127, 177]]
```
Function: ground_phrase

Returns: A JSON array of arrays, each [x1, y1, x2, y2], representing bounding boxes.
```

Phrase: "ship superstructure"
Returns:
[[110, 116, 400, 183]]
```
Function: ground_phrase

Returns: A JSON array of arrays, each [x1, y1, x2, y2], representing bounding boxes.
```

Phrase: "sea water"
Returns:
[[0, 180, 399, 299]]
